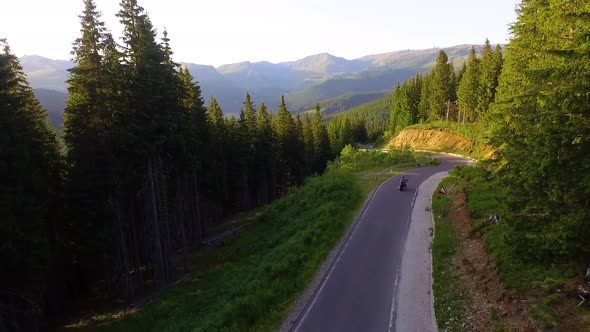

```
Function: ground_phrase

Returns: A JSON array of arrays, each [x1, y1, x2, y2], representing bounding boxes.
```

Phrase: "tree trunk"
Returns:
[[146, 157, 169, 287], [176, 174, 188, 274]]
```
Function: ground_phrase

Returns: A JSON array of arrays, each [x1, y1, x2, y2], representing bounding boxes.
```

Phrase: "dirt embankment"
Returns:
[[447, 185, 535, 331], [385, 129, 495, 158], [446, 184, 590, 331]]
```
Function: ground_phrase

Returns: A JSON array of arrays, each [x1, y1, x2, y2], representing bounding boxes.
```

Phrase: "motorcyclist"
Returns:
[[400, 176, 408, 190]]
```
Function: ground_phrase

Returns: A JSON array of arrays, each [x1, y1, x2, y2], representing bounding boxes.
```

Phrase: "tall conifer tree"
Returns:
[[63, 0, 117, 292], [312, 104, 331, 173], [492, 0, 590, 261], [0, 39, 63, 321], [457, 46, 480, 122], [477, 39, 498, 114], [428, 50, 454, 120]]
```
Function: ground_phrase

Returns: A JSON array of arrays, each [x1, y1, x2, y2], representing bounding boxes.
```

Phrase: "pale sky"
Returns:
[[1, 0, 519, 67]]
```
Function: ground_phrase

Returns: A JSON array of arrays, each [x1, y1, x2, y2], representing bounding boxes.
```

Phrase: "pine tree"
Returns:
[[238, 93, 257, 209], [115, 0, 182, 290], [491, 0, 590, 261], [255, 102, 277, 204], [302, 112, 315, 174], [350, 116, 368, 143], [476, 39, 497, 114], [428, 50, 454, 120], [206, 96, 228, 221], [448, 62, 457, 103], [388, 83, 403, 133], [417, 73, 431, 122], [240, 92, 257, 146], [62, 0, 120, 296], [274, 96, 300, 191], [174, 65, 208, 267], [341, 117, 354, 148], [293, 113, 305, 180], [207, 96, 225, 128], [312, 104, 331, 173], [457, 46, 480, 122], [0, 39, 63, 321], [388, 77, 421, 134], [397, 83, 414, 131], [224, 114, 249, 212], [117, 0, 178, 156], [456, 62, 467, 88], [491, 44, 504, 103], [408, 74, 422, 122]]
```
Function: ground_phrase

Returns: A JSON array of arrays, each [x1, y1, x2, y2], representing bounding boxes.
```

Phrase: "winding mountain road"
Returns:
[[285, 153, 472, 332]]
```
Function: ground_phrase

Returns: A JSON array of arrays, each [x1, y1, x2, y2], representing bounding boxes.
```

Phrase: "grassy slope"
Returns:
[[78, 148, 434, 332], [434, 165, 590, 330]]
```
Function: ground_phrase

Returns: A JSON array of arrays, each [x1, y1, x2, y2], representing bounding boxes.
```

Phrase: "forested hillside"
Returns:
[[322, 39, 503, 146], [310, 91, 389, 116], [384, 40, 503, 135], [326, 94, 392, 142], [0, 0, 346, 330], [285, 68, 416, 112]]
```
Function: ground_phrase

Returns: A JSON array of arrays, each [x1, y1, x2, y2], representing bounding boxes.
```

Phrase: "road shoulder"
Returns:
[[395, 171, 447, 332]]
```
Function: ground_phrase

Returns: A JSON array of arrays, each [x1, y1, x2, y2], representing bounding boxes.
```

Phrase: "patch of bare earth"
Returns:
[[385, 128, 497, 157], [548, 276, 590, 331], [447, 184, 536, 331], [386, 129, 472, 152]]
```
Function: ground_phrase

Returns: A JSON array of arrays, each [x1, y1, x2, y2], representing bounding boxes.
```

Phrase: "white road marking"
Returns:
[[388, 269, 400, 332]]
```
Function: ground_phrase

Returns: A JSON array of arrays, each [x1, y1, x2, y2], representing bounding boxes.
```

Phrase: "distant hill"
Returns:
[[21, 44, 494, 115], [34, 88, 68, 131], [285, 53, 365, 74], [21, 55, 71, 92], [357, 44, 481, 70], [285, 68, 415, 112]]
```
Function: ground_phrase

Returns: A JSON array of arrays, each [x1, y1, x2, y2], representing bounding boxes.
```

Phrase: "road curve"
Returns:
[[286, 153, 471, 332]]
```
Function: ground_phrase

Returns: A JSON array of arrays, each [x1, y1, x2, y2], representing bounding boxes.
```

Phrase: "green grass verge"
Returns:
[[78, 148, 430, 332], [329, 144, 436, 172], [431, 172, 468, 331]]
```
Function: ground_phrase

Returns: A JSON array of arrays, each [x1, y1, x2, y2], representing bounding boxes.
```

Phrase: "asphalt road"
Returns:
[[290, 154, 470, 332]]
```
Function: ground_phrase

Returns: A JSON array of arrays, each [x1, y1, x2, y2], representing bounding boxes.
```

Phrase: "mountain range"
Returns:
[[23, 44, 486, 130]]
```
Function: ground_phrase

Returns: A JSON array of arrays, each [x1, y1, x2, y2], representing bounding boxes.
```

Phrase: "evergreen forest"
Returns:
[[2, 0, 590, 330]]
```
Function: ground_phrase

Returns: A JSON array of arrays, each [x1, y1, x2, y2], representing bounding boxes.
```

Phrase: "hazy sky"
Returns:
[[1, 0, 519, 67]]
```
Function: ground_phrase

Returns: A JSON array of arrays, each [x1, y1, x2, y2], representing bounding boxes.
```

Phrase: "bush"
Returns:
[[328, 144, 430, 171]]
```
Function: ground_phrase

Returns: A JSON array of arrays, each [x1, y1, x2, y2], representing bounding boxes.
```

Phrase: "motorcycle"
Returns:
[[400, 180, 408, 191]]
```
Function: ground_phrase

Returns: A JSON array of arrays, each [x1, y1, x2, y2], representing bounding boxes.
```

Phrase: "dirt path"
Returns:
[[447, 184, 536, 331]]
